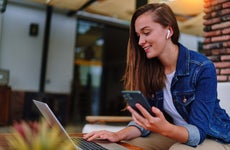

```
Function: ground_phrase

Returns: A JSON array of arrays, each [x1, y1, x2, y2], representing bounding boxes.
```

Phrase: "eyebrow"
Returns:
[[138, 26, 151, 34], [140, 26, 151, 31]]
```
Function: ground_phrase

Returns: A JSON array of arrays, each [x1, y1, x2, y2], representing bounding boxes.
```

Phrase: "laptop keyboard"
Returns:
[[72, 137, 108, 150]]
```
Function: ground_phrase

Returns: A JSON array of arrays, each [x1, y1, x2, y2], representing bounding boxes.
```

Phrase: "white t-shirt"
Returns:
[[163, 71, 187, 126]]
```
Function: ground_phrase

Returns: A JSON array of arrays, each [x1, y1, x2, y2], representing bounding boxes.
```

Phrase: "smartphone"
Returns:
[[121, 90, 155, 116]]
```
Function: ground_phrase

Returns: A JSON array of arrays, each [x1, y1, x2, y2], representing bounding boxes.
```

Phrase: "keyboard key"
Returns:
[[72, 137, 108, 150]]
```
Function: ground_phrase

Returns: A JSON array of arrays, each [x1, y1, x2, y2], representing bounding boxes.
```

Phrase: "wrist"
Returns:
[[160, 123, 175, 137], [117, 126, 141, 141]]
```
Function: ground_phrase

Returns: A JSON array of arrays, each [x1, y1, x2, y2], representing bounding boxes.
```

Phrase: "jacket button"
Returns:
[[151, 94, 155, 98], [183, 98, 187, 103]]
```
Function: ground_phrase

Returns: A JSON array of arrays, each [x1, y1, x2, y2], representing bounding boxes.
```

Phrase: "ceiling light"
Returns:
[[46, 0, 51, 3], [0, 0, 7, 13]]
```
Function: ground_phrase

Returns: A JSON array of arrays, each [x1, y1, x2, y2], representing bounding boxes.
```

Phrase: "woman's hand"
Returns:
[[83, 126, 142, 142], [127, 103, 189, 143], [83, 130, 121, 142], [127, 103, 171, 135]]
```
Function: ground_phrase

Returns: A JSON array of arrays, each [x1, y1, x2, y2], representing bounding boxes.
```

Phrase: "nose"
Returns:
[[138, 35, 146, 46]]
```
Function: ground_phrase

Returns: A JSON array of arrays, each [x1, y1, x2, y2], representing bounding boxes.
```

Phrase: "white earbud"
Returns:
[[166, 29, 170, 39]]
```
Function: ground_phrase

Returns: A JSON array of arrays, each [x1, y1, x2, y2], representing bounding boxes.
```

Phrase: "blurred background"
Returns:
[[0, 0, 204, 127]]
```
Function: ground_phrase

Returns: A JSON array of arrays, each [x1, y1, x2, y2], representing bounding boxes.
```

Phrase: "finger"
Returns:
[[151, 106, 163, 118], [127, 106, 143, 119], [83, 132, 96, 140], [135, 103, 153, 118], [83, 131, 104, 141], [127, 106, 146, 126], [83, 131, 95, 139], [87, 132, 104, 141]]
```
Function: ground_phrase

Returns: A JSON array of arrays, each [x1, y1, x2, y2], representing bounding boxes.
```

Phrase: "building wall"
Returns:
[[202, 0, 230, 82], [0, 2, 76, 93]]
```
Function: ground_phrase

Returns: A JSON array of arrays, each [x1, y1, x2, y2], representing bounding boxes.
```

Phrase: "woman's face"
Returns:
[[135, 12, 169, 59]]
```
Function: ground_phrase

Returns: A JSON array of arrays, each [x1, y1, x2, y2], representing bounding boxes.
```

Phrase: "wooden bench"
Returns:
[[82, 116, 132, 133]]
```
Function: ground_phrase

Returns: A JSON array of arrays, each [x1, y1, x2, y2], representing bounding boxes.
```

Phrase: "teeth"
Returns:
[[144, 46, 150, 50]]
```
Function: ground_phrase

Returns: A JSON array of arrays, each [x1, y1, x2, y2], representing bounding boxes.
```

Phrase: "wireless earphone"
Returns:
[[166, 29, 170, 39]]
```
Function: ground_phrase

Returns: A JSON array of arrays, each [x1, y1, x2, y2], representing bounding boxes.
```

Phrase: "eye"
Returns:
[[143, 31, 150, 36], [142, 29, 151, 35]]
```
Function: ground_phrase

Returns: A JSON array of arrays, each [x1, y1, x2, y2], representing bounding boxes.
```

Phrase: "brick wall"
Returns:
[[202, 0, 230, 82]]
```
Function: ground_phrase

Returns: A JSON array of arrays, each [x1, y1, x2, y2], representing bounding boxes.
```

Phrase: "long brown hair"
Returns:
[[122, 3, 180, 96]]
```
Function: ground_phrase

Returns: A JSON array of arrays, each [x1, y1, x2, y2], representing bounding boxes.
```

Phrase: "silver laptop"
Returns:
[[33, 100, 128, 150]]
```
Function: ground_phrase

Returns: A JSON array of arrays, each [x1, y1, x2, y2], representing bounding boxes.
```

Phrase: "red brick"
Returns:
[[216, 68, 220, 74], [220, 68, 230, 74], [223, 2, 230, 9], [211, 49, 222, 55], [211, 35, 230, 42], [221, 55, 230, 61], [214, 62, 230, 68], [203, 17, 221, 26], [212, 0, 230, 6], [212, 22, 230, 30], [217, 75, 228, 81], [211, 48, 230, 55], [203, 30, 221, 37], [222, 27, 230, 34], [223, 41, 230, 47], [203, 37, 211, 43]]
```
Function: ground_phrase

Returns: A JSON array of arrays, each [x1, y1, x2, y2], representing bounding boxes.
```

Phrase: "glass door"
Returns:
[[72, 19, 104, 122]]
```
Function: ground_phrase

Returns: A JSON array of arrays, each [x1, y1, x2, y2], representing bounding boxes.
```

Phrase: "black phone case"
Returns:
[[121, 90, 155, 116]]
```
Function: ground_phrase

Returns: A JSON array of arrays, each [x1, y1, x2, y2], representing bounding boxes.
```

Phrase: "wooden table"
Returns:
[[0, 133, 143, 150], [85, 116, 133, 124]]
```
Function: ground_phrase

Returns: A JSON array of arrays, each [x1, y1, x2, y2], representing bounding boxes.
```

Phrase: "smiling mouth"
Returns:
[[144, 46, 151, 51]]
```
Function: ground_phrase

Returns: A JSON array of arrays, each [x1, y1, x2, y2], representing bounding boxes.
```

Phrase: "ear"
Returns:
[[166, 29, 170, 39]]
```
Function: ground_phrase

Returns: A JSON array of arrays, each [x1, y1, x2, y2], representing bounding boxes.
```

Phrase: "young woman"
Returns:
[[83, 3, 230, 149]]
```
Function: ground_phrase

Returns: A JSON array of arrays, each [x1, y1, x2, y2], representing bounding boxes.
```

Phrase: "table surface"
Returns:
[[0, 133, 143, 150], [85, 116, 133, 123]]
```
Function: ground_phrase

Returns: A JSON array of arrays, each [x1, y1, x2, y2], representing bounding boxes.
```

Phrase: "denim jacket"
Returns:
[[128, 43, 230, 147]]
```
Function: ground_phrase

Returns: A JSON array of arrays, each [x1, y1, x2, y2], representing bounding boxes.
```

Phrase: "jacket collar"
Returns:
[[175, 43, 190, 76]]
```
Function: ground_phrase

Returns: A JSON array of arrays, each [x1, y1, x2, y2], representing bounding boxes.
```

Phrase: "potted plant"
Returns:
[[6, 118, 75, 150]]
